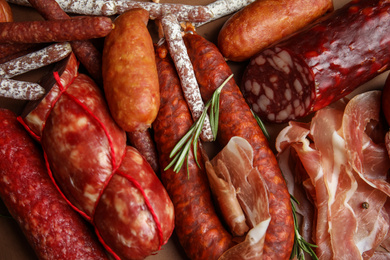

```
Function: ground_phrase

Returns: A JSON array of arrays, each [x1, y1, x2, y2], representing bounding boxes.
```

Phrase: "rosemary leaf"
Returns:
[[251, 110, 271, 142]]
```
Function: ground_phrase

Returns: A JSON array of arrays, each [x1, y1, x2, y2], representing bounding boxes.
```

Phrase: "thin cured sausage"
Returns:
[[0, 109, 109, 260], [242, 0, 390, 123], [183, 30, 294, 260], [153, 42, 234, 260]]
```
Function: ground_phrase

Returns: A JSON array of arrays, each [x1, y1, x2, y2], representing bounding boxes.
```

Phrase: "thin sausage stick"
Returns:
[[0, 17, 113, 44], [27, 0, 104, 85], [0, 42, 72, 78], [0, 78, 45, 100], [8, 0, 214, 22], [161, 14, 214, 142]]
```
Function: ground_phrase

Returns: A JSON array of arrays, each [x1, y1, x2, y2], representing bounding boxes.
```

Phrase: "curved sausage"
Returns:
[[102, 8, 160, 132], [153, 42, 234, 260], [0, 0, 12, 22], [242, 0, 390, 123], [183, 30, 294, 260], [0, 109, 108, 260], [218, 0, 333, 62]]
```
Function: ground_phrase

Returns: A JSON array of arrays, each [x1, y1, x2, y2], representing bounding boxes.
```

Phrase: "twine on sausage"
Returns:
[[18, 70, 165, 258]]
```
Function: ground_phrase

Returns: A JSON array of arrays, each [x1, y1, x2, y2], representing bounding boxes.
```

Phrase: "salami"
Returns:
[[0, 78, 45, 100], [153, 42, 234, 260], [0, 109, 108, 260], [242, 0, 390, 123], [20, 53, 175, 260], [183, 30, 294, 259]]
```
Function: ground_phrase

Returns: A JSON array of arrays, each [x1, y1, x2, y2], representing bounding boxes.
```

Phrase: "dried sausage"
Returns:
[[102, 9, 159, 132], [0, 109, 109, 260], [218, 0, 333, 61], [153, 42, 234, 260], [183, 30, 294, 260], [0, 16, 113, 44], [0, 78, 45, 100], [242, 0, 390, 123], [0, 0, 12, 22]]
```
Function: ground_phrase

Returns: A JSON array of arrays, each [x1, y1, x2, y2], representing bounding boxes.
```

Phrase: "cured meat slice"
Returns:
[[242, 0, 390, 123]]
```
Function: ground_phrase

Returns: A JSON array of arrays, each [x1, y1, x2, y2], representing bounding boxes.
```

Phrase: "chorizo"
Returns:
[[0, 0, 12, 22], [102, 8, 159, 132], [153, 42, 234, 260], [242, 0, 390, 123], [183, 30, 294, 260], [20, 53, 175, 260], [0, 109, 109, 260], [218, 0, 333, 62], [0, 16, 113, 44]]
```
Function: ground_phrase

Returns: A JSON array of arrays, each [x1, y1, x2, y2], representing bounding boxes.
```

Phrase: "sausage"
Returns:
[[102, 8, 160, 132], [0, 42, 44, 62], [183, 30, 294, 260], [153, 42, 234, 260], [0, 16, 113, 44], [20, 53, 175, 260], [382, 73, 390, 125], [0, 42, 72, 78], [0, 0, 12, 22], [8, 0, 214, 22], [242, 0, 390, 123], [0, 78, 45, 100], [0, 109, 109, 260], [27, 0, 104, 85], [217, 0, 333, 62], [126, 130, 160, 174]]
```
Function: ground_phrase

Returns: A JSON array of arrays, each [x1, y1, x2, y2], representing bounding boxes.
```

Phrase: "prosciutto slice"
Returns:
[[276, 91, 390, 259]]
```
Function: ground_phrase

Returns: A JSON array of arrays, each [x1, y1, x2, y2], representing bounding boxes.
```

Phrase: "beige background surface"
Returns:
[[0, 0, 388, 259]]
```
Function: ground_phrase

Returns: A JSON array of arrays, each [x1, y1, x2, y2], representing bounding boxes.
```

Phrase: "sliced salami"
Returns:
[[242, 0, 390, 123]]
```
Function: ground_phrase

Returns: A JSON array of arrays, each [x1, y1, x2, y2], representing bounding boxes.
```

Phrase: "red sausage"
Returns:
[[153, 42, 234, 260], [242, 0, 390, 123], [382, 73, 390, 125], [27, 0, 104, 85], [0, 108, 108, 260], [218, 0, 333, 62], [183, 30, 294, 260], [0, 16, 113, 44]]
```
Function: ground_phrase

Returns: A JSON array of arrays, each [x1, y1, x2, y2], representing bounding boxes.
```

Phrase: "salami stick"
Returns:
[[241, 0, 390, 123], [0, 78, 44, 100], [0, 16, 113, 44], [0, 109, 109, 260], [0, 42, 43, 61], [0, 42, 72, 78], [8, 0, 214, 22], [161, 14, 214, 142], [183, 29, 294, 260], [27, 0, 104, 85], [153, 42, 234, 260]]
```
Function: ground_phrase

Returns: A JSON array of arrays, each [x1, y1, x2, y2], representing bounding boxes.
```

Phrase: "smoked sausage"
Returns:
[[102, 8, 160, 132], [183, 30, 294, 260], [20, 53, 175, 260], [218, 0, 333, 62], [0, 0, 12, 22], [0, 108, 109, 260], [153, 42, 234, 260], [242, 0, 390, 123]]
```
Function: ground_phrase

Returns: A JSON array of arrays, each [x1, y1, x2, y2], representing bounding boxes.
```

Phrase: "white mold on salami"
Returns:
[[0, 42, 72, 78], [0, 78, 45, 100], [162, 14, 214, 142]]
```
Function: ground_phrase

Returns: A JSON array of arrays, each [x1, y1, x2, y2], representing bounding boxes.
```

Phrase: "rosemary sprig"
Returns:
[[251, 110, 271, 141], [164, 74, 234, 174], [290, 195, 318, 260]]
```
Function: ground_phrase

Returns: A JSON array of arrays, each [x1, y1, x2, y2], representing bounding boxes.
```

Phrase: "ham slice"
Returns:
[[276, 91, 390, 259]]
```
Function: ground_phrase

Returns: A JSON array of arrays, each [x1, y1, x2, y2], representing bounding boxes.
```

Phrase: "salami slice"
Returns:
[[242, 0, 390, 123]]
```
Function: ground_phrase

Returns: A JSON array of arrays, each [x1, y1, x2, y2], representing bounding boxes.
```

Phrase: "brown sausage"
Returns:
[[0, 17, 113, 44], [153, 42, 234, 260], [0, 108, 109, 260], [102, 9, 160, 132], [218, 0, 333, 61], [27, 0, 104, 85], [0, 42, 43, 62], [0, 0, 12, 22], [183, 30, 294, 260]]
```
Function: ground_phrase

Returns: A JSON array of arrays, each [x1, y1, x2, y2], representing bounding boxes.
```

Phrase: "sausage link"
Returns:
[[242, 0, 390, 123], [27, 0, 104, 85], [218, 0, 333, 61], [0, 16, 113, 44], [0, 109, 109, 260], [183, 31, 294, 260], [153, 42, 234, 260], [0, 0, 12, 22], [0, 42, 43, 62], [102, 9, 160, 132], [0, 78, 45, 100]]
